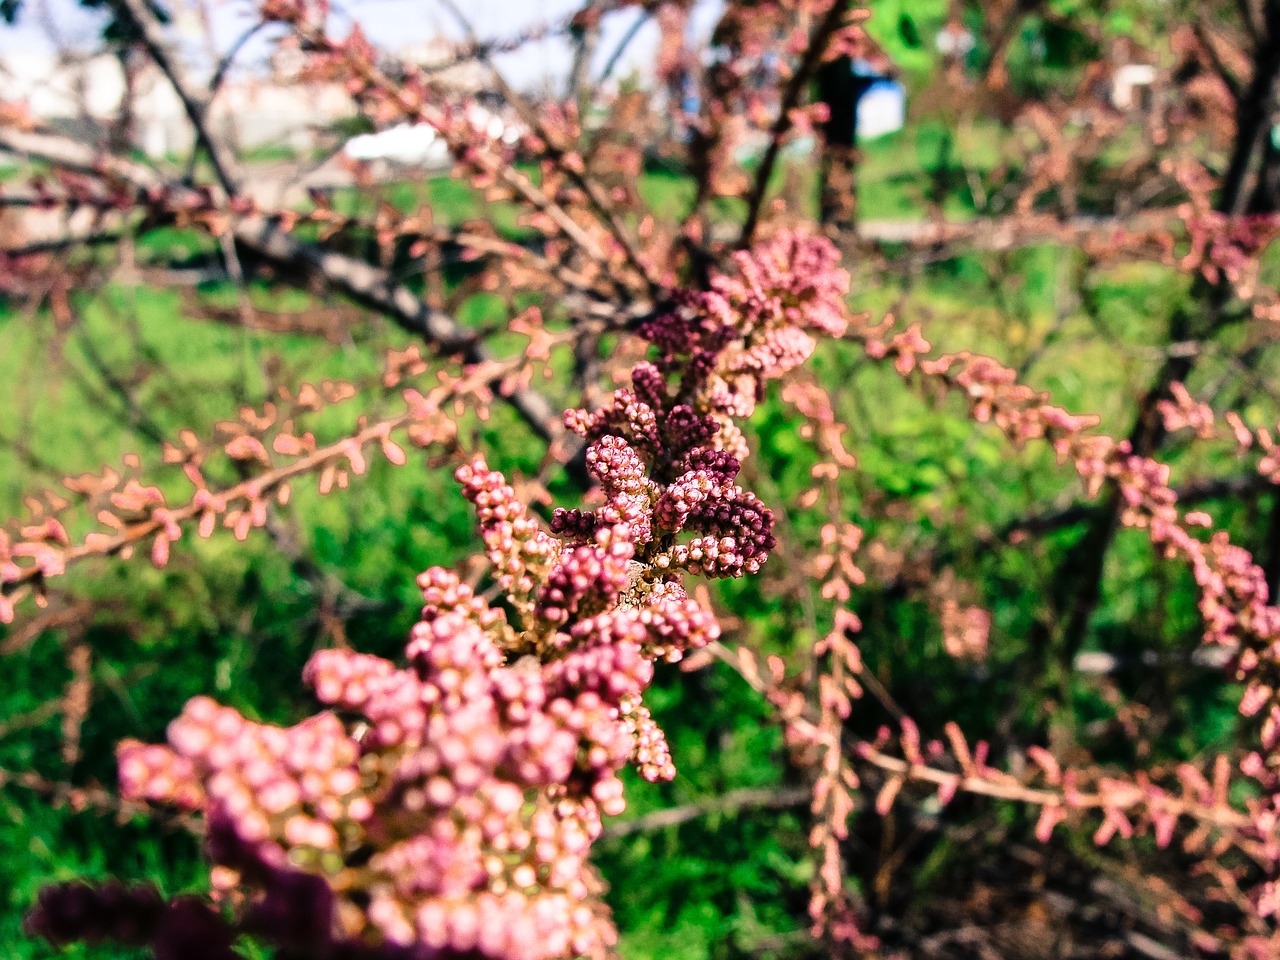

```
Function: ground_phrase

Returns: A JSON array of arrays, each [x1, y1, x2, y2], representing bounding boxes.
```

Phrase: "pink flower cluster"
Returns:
[[889, 332, 1280, 678], [561, 374, 777, 578], [105, 450, 727, 960], [1158, 381, 1218, 440], [638, 230, 849, 455], [28, 231, 848, 960], [549, 236, 851, 581]]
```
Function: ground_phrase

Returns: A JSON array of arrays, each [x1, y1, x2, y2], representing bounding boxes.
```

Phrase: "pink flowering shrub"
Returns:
[[8, 0, 1280, 955], [24, 234, 850, 960]]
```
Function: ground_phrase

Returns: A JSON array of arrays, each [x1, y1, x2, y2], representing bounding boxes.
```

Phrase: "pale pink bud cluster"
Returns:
[[1181, 209, 1280, 290], [562, 378, 776, 580], [656, 485, 777, 577], [615, 579, 722, 664], [118, 698, 368, 882], [0, 520, 71, 624], [619, 695, 676, 783], [1158, 381, 1217, 440], [636, 231, 850, 442], [103, 377, 739, 959], [860, 325, 1102, 460], [456, 457, 558, 618], [718, 229, 850, 340], [417, 566, 506, 629], [121, 597, 632, 958], [536, 535, 635, 626], [939, 599, 992, 662], [1216, 410, 1280, 485], [654, 471, 744, 532]]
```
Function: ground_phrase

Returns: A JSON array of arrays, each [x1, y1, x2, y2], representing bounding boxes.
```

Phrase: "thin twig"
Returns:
[[109, 0, 240, 194], [739, 0, 854, 246], [601, 786, 810, 839]]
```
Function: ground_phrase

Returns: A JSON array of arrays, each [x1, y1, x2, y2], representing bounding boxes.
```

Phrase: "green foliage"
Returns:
[[862, 0, 950, 74]]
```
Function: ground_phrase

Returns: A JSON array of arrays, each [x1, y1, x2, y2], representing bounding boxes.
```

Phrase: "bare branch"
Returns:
[[436, 0, 659, 294], [602, 786, 810, 839], [739, 0, 854, 246], [596, 10, 649, 88], [0, 126, 572, 450], [108, 0, 240, 193]]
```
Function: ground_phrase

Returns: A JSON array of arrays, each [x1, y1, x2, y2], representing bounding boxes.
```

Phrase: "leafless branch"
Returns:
[[108, 0, 240, 193], [0, 125, 572, 451], [602, 786, 811, 839], [739, 0, 854, 246]]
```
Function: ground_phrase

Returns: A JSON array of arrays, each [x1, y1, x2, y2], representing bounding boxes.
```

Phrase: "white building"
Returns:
[[0, 50, 356, 158]]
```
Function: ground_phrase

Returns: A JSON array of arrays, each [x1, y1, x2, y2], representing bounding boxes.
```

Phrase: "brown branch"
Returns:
[[714, 207, 1190, 253], [1040, 2, 1280, 668], [109, 0, 240, 194], [291, 20, 615, 273], [739, 0, 854, 246], [1220, 2, 1280, 217], [2, 231, 122, 258], [0, 126, 572, 453], [442, 18, 659, 295], [988, 471, 1271, 553], [855, 743, 1252, 833], [0, 763, 198, 831], [601, 786, 811, 839], [1193, 19, 1244, 101]]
